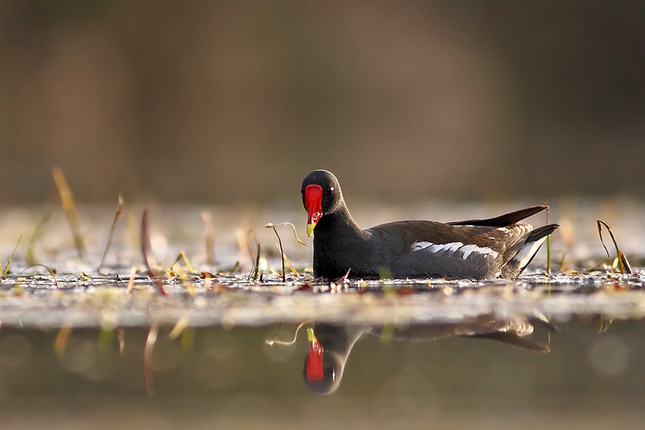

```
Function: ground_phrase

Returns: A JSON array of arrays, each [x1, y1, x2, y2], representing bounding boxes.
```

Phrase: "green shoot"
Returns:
[[3, 235, 22, 279], [21, 264, 60, 288], [26, 212, 53, 267], [545, 205, 551, 275], [98, 328, 113, 354], [180, 327, 195, 353]]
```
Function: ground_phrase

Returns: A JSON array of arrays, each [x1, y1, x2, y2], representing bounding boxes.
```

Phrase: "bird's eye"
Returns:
[[325, 187, 334, 196]]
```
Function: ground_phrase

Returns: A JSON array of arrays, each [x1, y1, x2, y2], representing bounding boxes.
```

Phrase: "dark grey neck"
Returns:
[[311, 203, 372, 279], [315, 324, 365, 355], [313, 204, 362, 237]]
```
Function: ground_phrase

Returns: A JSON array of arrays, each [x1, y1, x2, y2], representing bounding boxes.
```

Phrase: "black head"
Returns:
[[302, 349, 343, 394], [301, 170, 344, 236], [302, 324, 356, 394]]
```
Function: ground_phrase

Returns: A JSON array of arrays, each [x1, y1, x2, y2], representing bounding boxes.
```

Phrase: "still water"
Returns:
[[1, 319, 645, 429]]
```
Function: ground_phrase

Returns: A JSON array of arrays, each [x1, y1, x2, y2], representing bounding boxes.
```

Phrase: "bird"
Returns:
[[304, 317, 556, 394], [301, 169, 558, 280], [303, 325, 364, 395]]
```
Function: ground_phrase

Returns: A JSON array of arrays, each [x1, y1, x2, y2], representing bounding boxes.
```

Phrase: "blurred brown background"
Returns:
[[0, 1, 643, 204]]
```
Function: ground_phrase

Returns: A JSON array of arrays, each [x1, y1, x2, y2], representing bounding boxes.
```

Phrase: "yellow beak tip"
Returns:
[[306, 223, 316, 237], [307, 327, 317, 342]]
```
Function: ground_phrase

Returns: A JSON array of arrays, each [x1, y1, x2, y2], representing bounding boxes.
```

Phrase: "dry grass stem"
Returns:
[[246, 230, 255, 267], [597, 220, 632, 274], [235, 229, 250, 269], [275, 244, 299, 276], [266, 224, 286, 281], [266, 321, 307, 345], [202, 211, 215, 265], [170, 251, 195, 274], [52, 167, 86, 258], [249, 243, 261, 282], [169, 317, 190, 340], [118, 328, 126, 355], [598, 314, 613, 333], [143, 322, 159, 396], [98, 193, 124, 273], [264, 222, 308, 246], [127, 265, 137, 292], [141, 209, 167, 295], [54, 326, 72, 355]]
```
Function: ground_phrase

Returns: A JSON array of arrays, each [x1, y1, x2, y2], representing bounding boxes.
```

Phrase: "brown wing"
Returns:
[[368, 221, 534, 279]]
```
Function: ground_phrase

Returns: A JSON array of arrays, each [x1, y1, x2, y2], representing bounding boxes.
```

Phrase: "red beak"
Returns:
[[306, 327, 324, 380], [305, 184, 323, 237]]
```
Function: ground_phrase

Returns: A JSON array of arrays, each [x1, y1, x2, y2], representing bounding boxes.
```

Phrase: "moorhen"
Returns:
[[304, 325, 364, 395], [302, 170, 558, 280], [304, 317, 556, 394]]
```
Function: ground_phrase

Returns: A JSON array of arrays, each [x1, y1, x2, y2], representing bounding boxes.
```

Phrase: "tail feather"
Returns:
[[467, 332, 550, 352], [502, 223, 559, 278], [449, 205, 548, 228]]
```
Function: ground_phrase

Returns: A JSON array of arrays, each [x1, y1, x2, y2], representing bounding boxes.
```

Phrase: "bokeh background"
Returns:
[[1, 1, 644, 204]]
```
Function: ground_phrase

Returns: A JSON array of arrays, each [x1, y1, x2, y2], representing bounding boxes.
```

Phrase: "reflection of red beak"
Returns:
[[306, 327, 324, 380], [305, 185, 323, 237]]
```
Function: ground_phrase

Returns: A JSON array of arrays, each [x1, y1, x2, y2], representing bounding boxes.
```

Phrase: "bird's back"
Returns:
[[367, 220, 534, 279]]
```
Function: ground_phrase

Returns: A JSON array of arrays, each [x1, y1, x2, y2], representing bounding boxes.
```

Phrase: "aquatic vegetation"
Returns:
[[3, 235, 22, 279], [1, 167, 645, 402], [140, 209, 167, 296], [97, 193, 124, 273], [597, 219, 632, 274], [265, 222, 306, 281], [52, 167, 86, 259]]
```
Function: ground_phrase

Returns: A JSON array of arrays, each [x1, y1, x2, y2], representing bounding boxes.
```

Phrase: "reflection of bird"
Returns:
[[303, 316, 557, 395], [302, 170, 558, 280], [303, 326, 364, 395]]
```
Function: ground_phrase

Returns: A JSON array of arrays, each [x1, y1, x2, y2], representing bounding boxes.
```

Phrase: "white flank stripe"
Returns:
[[411, 241, 499, 260], [459, 244, 499, 260], [411, 241, 462, 253]]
